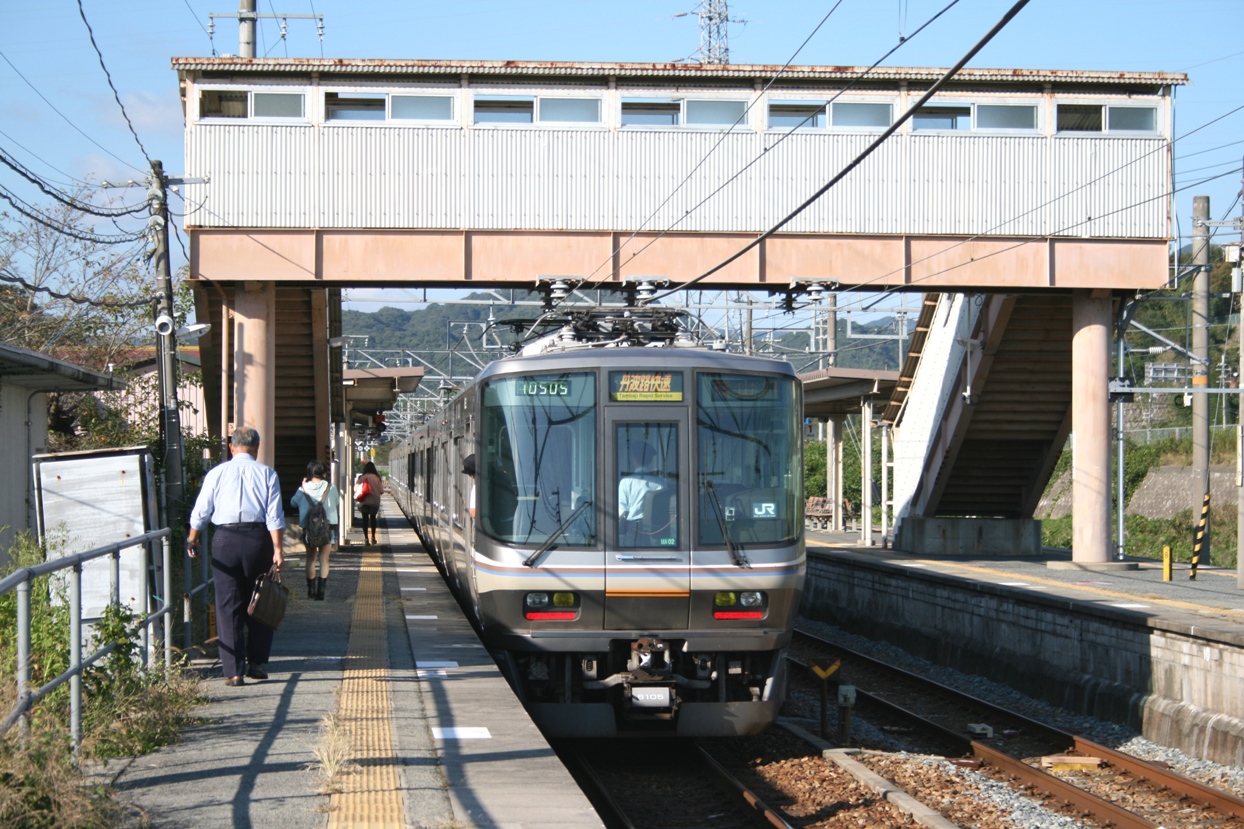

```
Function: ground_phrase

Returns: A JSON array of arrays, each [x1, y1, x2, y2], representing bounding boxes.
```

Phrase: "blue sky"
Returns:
[[2, 0, 1242, 322]]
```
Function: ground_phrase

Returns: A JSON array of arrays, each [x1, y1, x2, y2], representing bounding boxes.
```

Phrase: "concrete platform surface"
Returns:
[[112, 497, 603, 829]]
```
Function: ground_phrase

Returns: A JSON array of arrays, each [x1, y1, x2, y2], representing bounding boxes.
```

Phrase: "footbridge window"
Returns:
[[1057, 103, 1157, 134], [199, 89, 305, 120]]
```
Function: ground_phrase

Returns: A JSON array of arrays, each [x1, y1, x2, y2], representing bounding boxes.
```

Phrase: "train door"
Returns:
[[602, 412, 690, 630]]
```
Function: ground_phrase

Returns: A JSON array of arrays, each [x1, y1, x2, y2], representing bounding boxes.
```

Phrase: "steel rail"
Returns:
[[790, 629, 1244, 829], [1073, 736, 1244, 820], [971, 741, 1161, 829], [695, 743, 797, 829], [791, 628, 1072, 746], [567, 750, 639, 829]]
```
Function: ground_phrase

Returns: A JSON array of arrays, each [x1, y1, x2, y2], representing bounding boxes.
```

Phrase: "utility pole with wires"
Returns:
[[208, 0, 324, 58]]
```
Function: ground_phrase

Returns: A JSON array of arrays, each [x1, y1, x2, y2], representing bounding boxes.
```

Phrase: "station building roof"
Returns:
[[0, 342, 127, 392], [171, 57, 1187, 90]]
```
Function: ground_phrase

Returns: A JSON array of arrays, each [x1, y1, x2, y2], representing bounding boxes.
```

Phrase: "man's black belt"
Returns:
[[216, 522, 266, 530]]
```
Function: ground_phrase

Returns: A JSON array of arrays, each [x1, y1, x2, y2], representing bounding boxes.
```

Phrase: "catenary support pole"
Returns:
[[862, 398, 874, 547]]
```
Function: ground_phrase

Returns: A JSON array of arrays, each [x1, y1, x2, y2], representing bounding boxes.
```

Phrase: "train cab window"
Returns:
[[479, 372, 596, 546], [616, 423, 679, 549], [696, 373, 801, 547]]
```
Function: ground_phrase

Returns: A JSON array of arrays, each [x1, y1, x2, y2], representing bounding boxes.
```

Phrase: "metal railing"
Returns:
[[0, 528, 187, 753]]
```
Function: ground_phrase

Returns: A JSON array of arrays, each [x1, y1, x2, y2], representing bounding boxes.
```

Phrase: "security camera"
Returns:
[[176, 323, 211, 340], [155, 315, 175, 337]]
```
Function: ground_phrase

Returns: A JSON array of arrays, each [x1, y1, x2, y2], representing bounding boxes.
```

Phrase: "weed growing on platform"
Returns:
[[309, 712, 355, 794], [0, 531, 204, 826]]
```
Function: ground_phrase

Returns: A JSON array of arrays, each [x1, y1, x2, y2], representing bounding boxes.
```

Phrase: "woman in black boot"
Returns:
[[292, 460, 340, 601], [355, 461, 385, 546]]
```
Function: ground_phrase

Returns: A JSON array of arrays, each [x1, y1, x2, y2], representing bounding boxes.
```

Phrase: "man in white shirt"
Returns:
[[187, 426, 285, 687]]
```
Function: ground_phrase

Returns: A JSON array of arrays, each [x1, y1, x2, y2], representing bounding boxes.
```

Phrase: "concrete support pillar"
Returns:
[[232, 282, 276, 467], [880, 424, 890, 544], [1072, 292, 1112, 563], [862, 398, 874, 546], [827, 415, 845, 532]]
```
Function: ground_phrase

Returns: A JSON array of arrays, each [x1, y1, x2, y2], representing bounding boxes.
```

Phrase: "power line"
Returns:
[[0, 184, 148, 245], [578, 0, 961, 296], [579, 1, 851, 292], [0, 266, 154, 311], [76, 0, 151, 165], [0, 49, 145, 175], [650, 0, 1033, 302], [0, 148, 148, 218]]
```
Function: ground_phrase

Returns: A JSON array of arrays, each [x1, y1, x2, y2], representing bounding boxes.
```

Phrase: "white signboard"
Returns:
[[34, 447, 158, 620]]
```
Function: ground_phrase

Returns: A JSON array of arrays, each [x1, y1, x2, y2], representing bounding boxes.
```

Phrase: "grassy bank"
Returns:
[[0, 532, 204, 828]]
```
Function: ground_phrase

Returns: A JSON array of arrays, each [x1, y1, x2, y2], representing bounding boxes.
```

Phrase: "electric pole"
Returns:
[[149, 161, 186, 525], [208, 0, 323, 58], [1193, 196, 1211, 522]]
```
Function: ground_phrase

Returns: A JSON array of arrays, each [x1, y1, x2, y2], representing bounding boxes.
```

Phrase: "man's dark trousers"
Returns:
[[211, 525, 276, 678]]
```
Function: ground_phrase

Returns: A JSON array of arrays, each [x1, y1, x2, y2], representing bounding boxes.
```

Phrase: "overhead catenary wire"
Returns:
[[577, 0, 853, 291], [577, 0, 963, 296], [75, 0, 152, 165], [648, 0, 1033, 303]]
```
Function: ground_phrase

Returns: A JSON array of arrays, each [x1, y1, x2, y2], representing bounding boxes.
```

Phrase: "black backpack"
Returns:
[[302, 488, 332, 547]]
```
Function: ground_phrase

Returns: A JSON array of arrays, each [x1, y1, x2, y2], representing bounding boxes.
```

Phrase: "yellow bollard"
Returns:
[[1163, 545, 1172, 582]]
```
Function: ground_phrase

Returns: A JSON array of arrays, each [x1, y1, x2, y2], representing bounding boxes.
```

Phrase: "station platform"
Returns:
[[112, 495, 604, 829], [801, 527, 1244, 766]]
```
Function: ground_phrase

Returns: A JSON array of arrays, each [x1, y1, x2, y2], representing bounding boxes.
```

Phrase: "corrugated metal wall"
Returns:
[[184, 124, 1169, 239]]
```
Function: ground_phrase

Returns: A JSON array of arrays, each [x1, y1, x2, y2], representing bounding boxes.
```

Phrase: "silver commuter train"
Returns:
[[388, 336, 806, 737]]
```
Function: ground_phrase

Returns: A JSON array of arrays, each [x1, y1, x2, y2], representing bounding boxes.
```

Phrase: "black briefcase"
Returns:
[[247, 566, 289, 630]]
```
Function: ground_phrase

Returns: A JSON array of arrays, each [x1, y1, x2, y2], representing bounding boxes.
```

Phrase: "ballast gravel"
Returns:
[[794, 618, 1244, 815]]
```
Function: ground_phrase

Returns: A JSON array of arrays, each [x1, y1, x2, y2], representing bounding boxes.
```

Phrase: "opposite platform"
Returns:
[[113, 496, 602, 828], [802, 527, 1244, 766]]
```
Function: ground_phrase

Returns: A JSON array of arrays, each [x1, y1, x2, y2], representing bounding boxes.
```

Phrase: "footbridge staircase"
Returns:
[[887, 293, 1075, 553]]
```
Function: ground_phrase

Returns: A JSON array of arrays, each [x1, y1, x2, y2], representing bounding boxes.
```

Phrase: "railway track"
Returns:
[[789, 627, 1244, 829], [564, 740, 795, 829]]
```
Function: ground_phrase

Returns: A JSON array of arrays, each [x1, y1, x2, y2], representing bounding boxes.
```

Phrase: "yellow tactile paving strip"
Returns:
[[328, 544, 405, 828]]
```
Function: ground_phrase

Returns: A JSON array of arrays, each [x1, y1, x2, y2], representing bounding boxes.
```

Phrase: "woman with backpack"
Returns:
[[292, 460, 341, 600]]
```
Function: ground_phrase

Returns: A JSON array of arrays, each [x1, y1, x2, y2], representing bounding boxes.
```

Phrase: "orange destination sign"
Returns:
[[610, 371, 683, 402]]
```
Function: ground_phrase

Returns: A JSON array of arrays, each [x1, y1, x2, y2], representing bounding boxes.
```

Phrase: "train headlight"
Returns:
[[712, 590, 766, 620], [525, 591, 579, 621]]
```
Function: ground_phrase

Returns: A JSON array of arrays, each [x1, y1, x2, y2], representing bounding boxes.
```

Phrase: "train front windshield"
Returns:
[[480, 372, 597, 546], [696, 373, 801, 546]]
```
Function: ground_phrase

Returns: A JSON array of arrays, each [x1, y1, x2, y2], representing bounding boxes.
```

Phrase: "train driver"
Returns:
[[618, 440, 665, 526]]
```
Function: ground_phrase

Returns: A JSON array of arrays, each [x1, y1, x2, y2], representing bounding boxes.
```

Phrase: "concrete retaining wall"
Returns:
[[801, 549, 1244, 765], [893, 517, 1043, 557]]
